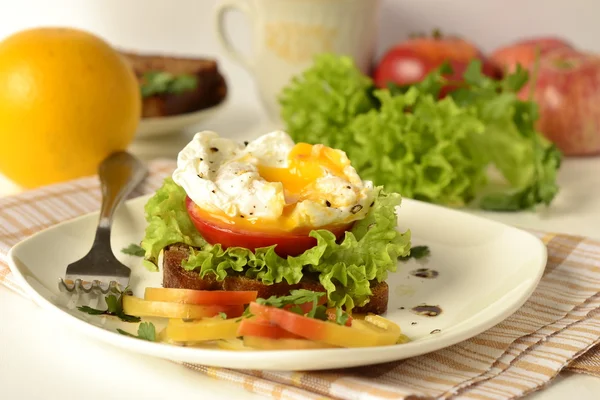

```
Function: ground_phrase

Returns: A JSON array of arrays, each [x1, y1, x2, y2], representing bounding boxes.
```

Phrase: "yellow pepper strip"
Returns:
[[157, 328, 168, 342], [217, 338, 253, 351], [396, 333, 411, 344], [243, 336, 338, 350], [144, 287, 257, 305], [122, 295, 241, 319], [349, 317, 402, 345], [365, 314, 402, 335], [165, 317, 241, 343], [353, 314, 409, 344]]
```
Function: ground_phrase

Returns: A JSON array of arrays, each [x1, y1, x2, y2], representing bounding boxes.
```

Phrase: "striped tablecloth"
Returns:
[[1, 159, 599, 400]]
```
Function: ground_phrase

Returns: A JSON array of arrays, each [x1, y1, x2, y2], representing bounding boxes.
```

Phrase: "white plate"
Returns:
[[7, 196, 546, 371], [135, 99, 228, 138]]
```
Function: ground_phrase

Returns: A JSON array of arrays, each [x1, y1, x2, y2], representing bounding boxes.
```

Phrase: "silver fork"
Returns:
[[58, 151, 148, 295]]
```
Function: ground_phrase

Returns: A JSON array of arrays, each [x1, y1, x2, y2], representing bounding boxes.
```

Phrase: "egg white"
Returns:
[[172, 130, 375, 229]]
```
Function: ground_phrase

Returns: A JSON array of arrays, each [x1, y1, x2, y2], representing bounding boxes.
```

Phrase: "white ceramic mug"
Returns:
[[213, 0, 380, 122]]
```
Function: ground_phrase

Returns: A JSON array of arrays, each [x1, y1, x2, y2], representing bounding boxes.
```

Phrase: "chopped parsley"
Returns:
[[255, 289, 351, 326], [77, 288, 140, 323], [256, 289, 325, 308], [140, 71, 198, 98], [399, 245, 431, 261], [117, 322, 156, 342], [121, 243, 145, 257]]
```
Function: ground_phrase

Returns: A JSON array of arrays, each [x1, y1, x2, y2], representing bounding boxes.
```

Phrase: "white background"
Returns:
[[2, 0, 600, 58], [1, 1, 600, 400], [2, 0, 600, 121]]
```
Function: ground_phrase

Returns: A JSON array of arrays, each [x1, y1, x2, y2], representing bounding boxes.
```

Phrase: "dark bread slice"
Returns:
[[162, 243, 389, 314], [119, 51, 227, 118]]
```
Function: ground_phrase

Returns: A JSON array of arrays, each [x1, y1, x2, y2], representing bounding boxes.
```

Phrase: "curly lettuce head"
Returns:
[[278, 54, 560, 211]]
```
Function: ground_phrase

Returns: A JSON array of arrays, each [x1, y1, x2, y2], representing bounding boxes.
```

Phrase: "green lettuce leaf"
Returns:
[[449, 61, 561, 210], [347, 88, 488, 207], [140, 180, 411, 310], [140, 177, 206, 271], [278, 54, 561, 211], [278, 53, 376, 150]]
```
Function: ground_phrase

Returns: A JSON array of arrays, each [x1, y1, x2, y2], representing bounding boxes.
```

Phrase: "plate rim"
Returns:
[[6, 195, 548, 371]]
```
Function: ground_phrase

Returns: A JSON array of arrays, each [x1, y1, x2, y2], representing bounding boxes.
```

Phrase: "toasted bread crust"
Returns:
[[119, 51, 227, 118], [162, 244, 389, 314]]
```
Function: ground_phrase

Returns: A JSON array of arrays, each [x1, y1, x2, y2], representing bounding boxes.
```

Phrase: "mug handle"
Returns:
[[213, 0, 255, 71]]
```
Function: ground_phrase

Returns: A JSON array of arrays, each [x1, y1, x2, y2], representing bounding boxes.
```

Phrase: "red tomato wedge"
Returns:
[[238, 318, 303, 339], [185, 196, 351, 257], [144, 287, 257, 305], [248, 302, 399, 348]]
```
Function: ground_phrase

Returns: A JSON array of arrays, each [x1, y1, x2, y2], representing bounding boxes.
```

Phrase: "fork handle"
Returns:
[[96, 151, 148, 234]]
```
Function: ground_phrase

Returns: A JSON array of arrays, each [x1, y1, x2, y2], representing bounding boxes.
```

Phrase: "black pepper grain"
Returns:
[[410, 268, 439, 279], [240, 215, 245, 218], [370, 201, 375, 207], [244, 141, 249, 146], [411, 322, 417, 325], [325, 200, 331, 207], [211, 190, 216, 194], [351, 204, 363, 214], [210, 147, 219, 152]]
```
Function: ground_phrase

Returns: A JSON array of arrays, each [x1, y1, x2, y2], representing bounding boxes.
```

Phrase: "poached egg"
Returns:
[[172, 130, 375, 234]]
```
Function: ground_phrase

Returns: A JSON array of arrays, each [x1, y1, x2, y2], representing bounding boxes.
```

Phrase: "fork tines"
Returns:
[[58, 278, 122, 295]]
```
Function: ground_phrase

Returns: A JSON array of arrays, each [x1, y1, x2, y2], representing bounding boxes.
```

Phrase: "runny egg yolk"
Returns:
[[258, 143, 349, 204], [194, 143, 352, 234]]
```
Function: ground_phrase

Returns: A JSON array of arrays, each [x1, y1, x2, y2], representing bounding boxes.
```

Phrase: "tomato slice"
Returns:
[[165, 317, 241, 342], [144, 287, 257, 305], [185, 196, 351, 257], [248, 302, 399, 348], [122, 295, 244, 319], [243, 336, 338, 350], [281, 295, 327, 314], [281, 300, 352, 327], [238, 318, 303, 339]]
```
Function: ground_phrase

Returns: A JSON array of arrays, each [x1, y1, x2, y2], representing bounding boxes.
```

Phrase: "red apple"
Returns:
[[374, 30, 499, 90], [490, 37, 574, 74], [518, 49, 600, 156]]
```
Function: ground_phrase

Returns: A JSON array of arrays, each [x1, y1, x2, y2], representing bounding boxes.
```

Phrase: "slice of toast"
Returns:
[[119, 51, 227, 118], [162, 243, 390, 314]]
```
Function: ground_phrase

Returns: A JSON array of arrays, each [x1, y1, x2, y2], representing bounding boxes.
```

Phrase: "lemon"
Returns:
[[0, 27, 141, 188]]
